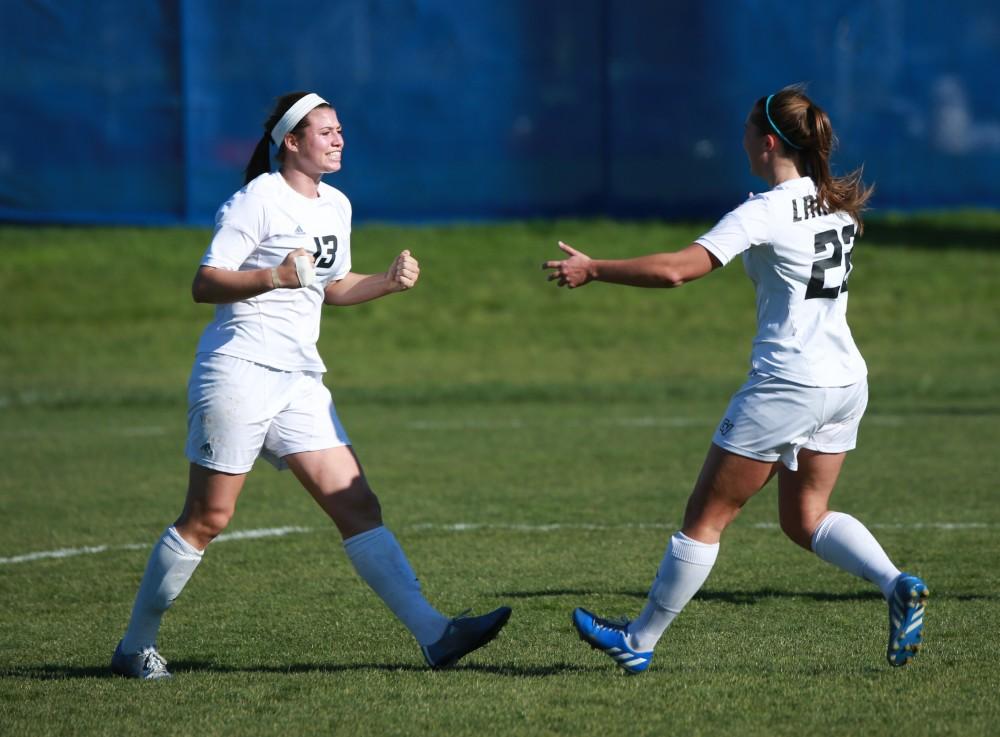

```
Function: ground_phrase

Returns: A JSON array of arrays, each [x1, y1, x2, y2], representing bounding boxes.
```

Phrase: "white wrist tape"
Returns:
[[294, 255, 316, 287]]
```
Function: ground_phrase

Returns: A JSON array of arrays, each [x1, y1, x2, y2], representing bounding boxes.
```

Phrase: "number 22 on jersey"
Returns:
[[805, 224, 855, 300]]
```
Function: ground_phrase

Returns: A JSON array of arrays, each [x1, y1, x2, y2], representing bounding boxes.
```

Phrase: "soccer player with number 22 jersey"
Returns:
[[545, 85, 927, 673]]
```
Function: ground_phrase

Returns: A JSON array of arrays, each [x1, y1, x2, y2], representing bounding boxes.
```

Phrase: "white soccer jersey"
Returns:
[[696, 176, 867, 387], [195, 172, 353, 373]]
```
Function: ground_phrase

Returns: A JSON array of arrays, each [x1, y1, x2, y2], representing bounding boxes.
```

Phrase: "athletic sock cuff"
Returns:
[[810, 511, 848, 554], [670, 531, 720, 566], [342, 525, 389, 554], [165, 526, 204, 558]]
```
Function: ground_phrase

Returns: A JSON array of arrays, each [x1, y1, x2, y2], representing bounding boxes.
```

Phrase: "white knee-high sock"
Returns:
[[628, 531, 720, 651], [120, 526, 203, 653], [811, 511, 901, 599], [343, 526, 449, 646]]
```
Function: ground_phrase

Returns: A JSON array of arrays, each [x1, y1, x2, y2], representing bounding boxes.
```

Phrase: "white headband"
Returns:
[[270, 93, 328, 146]]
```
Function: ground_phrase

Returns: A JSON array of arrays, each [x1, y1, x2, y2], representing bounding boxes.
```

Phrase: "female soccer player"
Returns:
[[111, 91, 510, 679], [544, 85, 927, 672]]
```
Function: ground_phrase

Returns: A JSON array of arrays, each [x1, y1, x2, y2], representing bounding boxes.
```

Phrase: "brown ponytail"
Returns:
[[242, 91, 331, 185], [243, 134, 272, 185], [752, 85, 874, 234]]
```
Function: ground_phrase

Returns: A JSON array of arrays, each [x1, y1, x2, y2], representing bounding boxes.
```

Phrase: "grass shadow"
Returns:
[[696, 588, 883, 604], [1, 661, 597, 681], [0, 664, 118, 680], [499, 587, 997, 603], [171, 661, 595, 677], [498, 587, 883, 603]]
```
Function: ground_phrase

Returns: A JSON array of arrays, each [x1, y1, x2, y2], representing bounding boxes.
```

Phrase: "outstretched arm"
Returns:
[[325, 250, 420, 306], [542, 241, 720, 289]]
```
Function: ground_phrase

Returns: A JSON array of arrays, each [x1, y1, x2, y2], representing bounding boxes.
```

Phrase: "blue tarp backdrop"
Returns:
[[2, 1, 998, 225]]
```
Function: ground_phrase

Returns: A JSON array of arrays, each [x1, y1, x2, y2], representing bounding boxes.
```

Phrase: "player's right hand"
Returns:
[[278, 248, 315, 288], [543, 241, 595, 288]]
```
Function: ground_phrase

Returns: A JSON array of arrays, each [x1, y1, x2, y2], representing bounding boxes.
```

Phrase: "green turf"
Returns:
[[1, 217, 998, 736]]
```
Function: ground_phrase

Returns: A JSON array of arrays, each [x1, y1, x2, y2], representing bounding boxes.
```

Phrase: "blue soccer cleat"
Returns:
[[572, 607, 653, 674], [421, 606, 512, 669], [886, 573, 929, 667]]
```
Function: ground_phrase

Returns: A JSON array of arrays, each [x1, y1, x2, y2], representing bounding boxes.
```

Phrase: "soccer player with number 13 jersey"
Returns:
[[111, 92, 510, 679]]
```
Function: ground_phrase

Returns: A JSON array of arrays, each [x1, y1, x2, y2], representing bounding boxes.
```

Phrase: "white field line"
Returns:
[[0, 526, 311, 565], [404, 415, 906, 430], [1, 521, 993, 567], [0, 414, 906, 438], [0, 425, 172, 439]]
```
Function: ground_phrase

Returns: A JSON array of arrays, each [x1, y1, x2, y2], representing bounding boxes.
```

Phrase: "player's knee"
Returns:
[[344, 480, 382, 520], [779, 510, 815, 549], [683, 490, 742, 534], [203, 508, 234, 537], [321, 477, 382, 527], [178, 507, 233, 547]]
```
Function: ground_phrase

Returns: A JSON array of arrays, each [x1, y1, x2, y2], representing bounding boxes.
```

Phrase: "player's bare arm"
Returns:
[[325, 249, 419, 306], [192, 248, 314, 303], [542, 241, 720, 289]]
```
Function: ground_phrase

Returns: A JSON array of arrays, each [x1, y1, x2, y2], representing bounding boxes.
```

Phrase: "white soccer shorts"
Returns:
[[711, 371, 868, 471], [185, 353, 351, 474]]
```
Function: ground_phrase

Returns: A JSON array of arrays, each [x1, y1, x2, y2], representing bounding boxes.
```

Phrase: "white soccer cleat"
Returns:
[[110, 641, 172, 680]]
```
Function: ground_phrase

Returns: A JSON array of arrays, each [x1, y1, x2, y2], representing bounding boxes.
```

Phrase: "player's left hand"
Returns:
[[387, 250, 419, 291], [543, 241, 594, 288]]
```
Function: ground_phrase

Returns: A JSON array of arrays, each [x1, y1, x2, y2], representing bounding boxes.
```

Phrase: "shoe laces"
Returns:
[[140, 647, 168, 675], [443, 609, 472, 629], [594, 615, 629, 632]]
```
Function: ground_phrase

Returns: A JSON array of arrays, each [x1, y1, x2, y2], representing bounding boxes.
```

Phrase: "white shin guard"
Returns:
[[629, 531, 719, 651], [120, 526, 203, 653], [811, 512, 901, 599], [343, 526, 448, 646]]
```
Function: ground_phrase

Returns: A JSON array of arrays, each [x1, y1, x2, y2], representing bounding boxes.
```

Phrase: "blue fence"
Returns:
[[2, 0, 998, 225]]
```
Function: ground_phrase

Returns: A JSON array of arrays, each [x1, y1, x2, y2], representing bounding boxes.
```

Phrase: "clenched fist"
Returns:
[[387, 250, 420, 291], [277, 247, 316, 288]]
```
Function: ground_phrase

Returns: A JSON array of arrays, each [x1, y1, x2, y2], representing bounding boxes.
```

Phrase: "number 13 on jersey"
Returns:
[[312, 235, 339, 269]]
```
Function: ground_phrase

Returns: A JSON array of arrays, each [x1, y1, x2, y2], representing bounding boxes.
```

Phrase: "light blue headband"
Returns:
[[764, 94, 802, 151]]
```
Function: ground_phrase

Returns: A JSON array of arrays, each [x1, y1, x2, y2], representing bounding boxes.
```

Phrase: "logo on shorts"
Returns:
[[200, 442, 214, 458], [719, 418, 734, 436], [295, 225, 306, 235]]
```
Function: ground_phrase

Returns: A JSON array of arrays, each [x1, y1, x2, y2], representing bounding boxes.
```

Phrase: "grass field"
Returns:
[[1, 216, 999, 736]]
